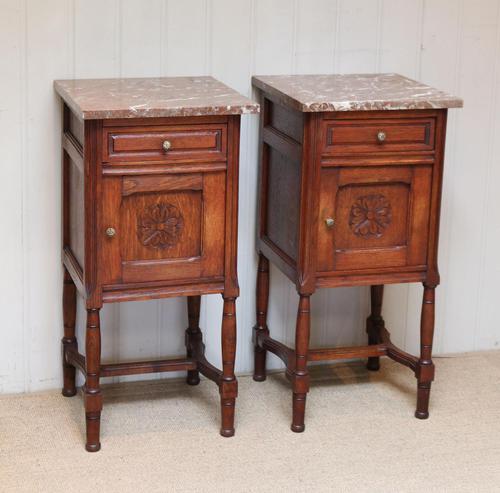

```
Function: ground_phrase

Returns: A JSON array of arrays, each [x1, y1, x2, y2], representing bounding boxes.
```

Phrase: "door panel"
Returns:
[[121, 191, 202, 261], [101, 171, 225, 285], [317, 165, 432, 273]]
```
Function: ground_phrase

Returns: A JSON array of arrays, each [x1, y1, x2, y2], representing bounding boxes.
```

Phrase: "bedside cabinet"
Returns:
[[251, 73, 462, 432], [54, 77, 259, 451]]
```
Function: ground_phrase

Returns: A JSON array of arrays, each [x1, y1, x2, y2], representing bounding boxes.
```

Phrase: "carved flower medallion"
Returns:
[[137, 202, 183, 249], [349, 194, 392, 238]]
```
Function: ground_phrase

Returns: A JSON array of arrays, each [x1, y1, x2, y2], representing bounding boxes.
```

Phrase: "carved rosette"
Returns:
[[349, 194, 392, 238], [137, 202, 183, 249]]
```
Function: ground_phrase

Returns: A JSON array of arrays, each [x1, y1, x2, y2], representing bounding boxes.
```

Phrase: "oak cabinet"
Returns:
[[251, 73, 462, 432], [55, 77, 258, 451]]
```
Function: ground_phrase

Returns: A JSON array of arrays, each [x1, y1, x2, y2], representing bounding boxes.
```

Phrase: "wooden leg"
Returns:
[[253, 253, 269, 382], [185, 295, 202, 386], [220, 297, 238, 437], [291, 295, 311, 433], [84, 308, 102, 452], [62, 268, 77, 397], [415, 284, 436, 419], [366, 285, 384, 372]]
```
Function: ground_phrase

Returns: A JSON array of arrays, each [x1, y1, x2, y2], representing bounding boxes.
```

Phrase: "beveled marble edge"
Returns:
[[54, 77, 260, 120], [251, 74, 463, 112]]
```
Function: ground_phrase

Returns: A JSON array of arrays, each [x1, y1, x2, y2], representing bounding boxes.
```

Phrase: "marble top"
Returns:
[[54, 76, 259, 120], [252, 73, 463, 112]]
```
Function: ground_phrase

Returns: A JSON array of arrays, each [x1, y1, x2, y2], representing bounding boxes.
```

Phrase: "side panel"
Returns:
[[258, 96, 304, 268]]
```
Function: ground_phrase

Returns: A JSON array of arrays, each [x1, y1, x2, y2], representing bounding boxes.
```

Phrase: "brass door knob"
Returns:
[[105, 227, 116, 237], [377, 131, 386, 143], [325, 218, 335, 228], [162, 140, 172, 152]]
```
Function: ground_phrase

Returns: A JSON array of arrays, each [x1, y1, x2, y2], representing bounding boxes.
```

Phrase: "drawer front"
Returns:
[[322, 117, 435, 156], [317, 164, 432, 273], [103, 124, 227, 163]]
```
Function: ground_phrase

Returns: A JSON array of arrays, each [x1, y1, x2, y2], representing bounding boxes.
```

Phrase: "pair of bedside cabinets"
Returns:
[[54, 74, 462, 451]]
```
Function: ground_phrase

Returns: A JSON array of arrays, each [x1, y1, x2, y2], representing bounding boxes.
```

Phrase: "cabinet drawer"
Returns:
[[321, 117, 435, 156], [103, 124, 227, 164]]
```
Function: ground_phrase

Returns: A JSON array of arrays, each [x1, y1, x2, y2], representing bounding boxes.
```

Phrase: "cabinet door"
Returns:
[[100, 172, 225, 285], [317, 165, 432, 273]]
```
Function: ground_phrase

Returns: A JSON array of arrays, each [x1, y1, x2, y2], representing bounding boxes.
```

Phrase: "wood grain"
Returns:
[[60, 105, 241, 450], [253, 81, 453, 432]]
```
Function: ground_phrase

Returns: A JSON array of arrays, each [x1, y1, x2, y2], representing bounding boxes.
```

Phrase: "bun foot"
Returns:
[[220, 428, 235, 438], [85, 442, 101, 452], [415, 410, 429, 420], [62, 388, 77, 397]]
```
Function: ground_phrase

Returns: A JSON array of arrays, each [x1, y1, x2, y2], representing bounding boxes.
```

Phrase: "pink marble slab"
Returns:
[[252, 73, 463, 112], [54, 76, 259, 120]]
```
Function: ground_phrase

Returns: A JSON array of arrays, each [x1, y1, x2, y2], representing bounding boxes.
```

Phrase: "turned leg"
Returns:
[[366, 285, 384, 371], [415, 283, 436, 419], [253, 253, 270, 382], [84, 308, 102, 452], [185, 296, 202, 385], [220, 297, 238, 437], [62, 268, 77, 397], [291, 295, 311, 433]]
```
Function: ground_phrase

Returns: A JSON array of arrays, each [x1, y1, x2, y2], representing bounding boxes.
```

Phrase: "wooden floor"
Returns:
[[1, 351, 500, 493]]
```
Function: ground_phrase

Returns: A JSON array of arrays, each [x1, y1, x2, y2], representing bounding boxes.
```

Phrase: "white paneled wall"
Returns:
[[1, 0, 499, 394]]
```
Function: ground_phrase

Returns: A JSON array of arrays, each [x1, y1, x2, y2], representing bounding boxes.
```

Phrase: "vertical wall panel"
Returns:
[[254, 0, 295, 74], [466, 0, 500, 351], [74, 0, 120, 78], [0, 0, 26, 392], [336, 0, 381, 72], [165, 0, 209, 76], [23, 0, 72, 391], [120, 0, 162, 77], [476, 19, 500, 349], [439, 0, 499, 352], [294, 0, 337, 74], [2, 0, 500, 393], [378, 0, 423, 77]]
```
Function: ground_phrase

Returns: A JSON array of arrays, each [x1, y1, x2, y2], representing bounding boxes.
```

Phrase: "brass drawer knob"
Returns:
[[377, 131, 386, 143], [162, 140, 172, 152], [325, 217, 335, 228], [105, 227, 116, 238]]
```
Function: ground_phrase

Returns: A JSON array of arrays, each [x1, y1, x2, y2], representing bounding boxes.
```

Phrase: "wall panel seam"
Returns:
[[21, 0, 29, 393], [334, 0, 342, 72], [375, 0, 383, 72], [416, 0, 425, 79], [205, 0, 212, 75], [291, 0, 299, 73], [160, 0, 167, 76]]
